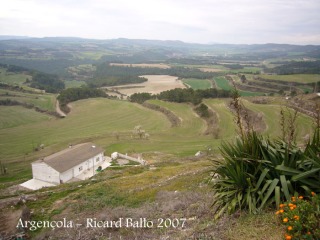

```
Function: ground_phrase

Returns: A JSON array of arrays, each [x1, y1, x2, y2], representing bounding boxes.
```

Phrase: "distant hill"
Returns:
[[0, 35, 30, 40], [0, 36, 319, 75]]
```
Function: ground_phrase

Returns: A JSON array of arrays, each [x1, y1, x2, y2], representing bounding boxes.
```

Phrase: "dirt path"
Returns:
[[55, 100, 67, 117]]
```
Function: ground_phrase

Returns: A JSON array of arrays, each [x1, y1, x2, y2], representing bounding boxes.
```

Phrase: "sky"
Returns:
[[1, 0, 320, 45]]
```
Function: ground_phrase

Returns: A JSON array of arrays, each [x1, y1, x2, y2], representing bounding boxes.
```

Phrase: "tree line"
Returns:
[[0, 63, 65, 93], [130, 88, 231, 105], [265, 60, 320, 74], [57, 87, 108, 107], [30, 72, 65, 93]]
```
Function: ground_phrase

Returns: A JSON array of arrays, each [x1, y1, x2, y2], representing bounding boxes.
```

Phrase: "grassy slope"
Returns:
[[242, 99, 314, 139], [214, 76, 232, 91], [0, 98, 171, 181], [0, 89, 56, 111], [0, 106, 50, 129], [64, 80, 86, 88], [0, 68, 30, 85], [204, 99, 236, 140]]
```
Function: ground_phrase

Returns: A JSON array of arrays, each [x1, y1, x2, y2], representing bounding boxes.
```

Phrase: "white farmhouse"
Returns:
[[21, 142, 110, 190]]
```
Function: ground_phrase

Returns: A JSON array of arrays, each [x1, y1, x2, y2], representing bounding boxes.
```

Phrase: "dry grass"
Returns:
[[106, 75, 186, 96]]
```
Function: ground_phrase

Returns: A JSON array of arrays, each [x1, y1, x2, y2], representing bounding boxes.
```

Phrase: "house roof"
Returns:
[[33, 143, 104, 173]]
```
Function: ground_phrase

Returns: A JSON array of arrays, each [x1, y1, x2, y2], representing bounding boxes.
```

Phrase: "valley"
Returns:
[[0, 37, 319, 239]]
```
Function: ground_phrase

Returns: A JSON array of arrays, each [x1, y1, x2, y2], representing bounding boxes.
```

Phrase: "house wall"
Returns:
[[60, 152, 105, 181], [60, 169, 73, 183], [32, 162, 60, 184]]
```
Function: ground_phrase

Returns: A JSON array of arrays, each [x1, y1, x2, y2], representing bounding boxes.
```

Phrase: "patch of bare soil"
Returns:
[[55, 100, 67, 117], [106, 75, 186, 96], [32, 191, 232, 240], [0, 208, 22, 238]]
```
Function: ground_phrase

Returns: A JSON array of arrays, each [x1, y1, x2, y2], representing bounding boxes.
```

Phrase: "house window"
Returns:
[[96, 157, 100, 162], [79, 166, 83, 171]]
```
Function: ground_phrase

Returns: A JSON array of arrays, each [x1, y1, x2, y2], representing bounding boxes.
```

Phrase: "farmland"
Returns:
[[259, 74, 320, 83], [182, 78, 212, 89], [214, 76, 232, 90], [105, 75, 186, 96]]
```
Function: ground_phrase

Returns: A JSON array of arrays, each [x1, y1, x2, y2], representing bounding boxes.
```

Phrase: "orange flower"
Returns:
[[283, 217, 289, 223], [288, 203, 294, 207], [279, 209, 284, 213], [279, 204, 286, 208], [287, 226, 293, 231], [291, 197, 296, 202], [275, 211, 280, 215], [298, 196, 303, 199], [289, 205, 296, 210], [307, 232, 311, 235], [293, 215, 300, 220], [311, 192, 316, 196], [285, 234, 292, 240]]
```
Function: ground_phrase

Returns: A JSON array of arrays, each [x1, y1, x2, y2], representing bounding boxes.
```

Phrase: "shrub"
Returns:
[[211, 89, 320, 219], [276, 193, 320, 240]]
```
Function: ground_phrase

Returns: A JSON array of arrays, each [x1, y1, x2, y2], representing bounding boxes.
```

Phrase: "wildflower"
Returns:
[[293, 215, 299, 220], [298, 196, 303, 199], [287, 226, 293, 231], [279, 209, 284, 213], [288, 203, 294, 207], [279, 204, 286, 208], [311, 192, 316, 196], [285, 234, 292, 240], [275, 211, 280, 215], [291, 196, 296, 202], [307, 232, 311, 235], [283, 217, 289, 223], [289, 206, 296, 210]]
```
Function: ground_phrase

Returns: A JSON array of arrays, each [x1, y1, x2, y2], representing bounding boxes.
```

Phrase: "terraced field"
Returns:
[[242, 99, 314, 139], [0, 89, 56, 111], [0, 95, 316, 183], [204, 99, 236, 139], [0, 68, 31, 85], [259, 74, 320, 83]]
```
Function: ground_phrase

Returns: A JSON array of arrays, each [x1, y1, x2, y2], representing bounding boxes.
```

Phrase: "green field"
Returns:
[[0, 96, 316, 184], [242, 99, 314, 139], [214, 77, 262, 96], [204, 99, 236, 139], [259, 74, 320, 83], [214, 76, 232, 90], [0, 106, 50, 129], [182, 78, 212, 90], [0, 68, 31, 85], [0, 89, 56, 111], [64, 80, 87, 88]]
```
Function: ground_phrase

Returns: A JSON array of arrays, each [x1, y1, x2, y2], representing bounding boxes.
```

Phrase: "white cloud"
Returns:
[[0, 0, 319, 44]]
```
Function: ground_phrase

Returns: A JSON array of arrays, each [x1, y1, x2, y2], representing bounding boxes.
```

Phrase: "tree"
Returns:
[[133, 125, 149, 139]]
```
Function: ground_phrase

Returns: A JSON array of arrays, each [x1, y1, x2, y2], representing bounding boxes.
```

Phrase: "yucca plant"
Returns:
[[211, 90, 320, 219]]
